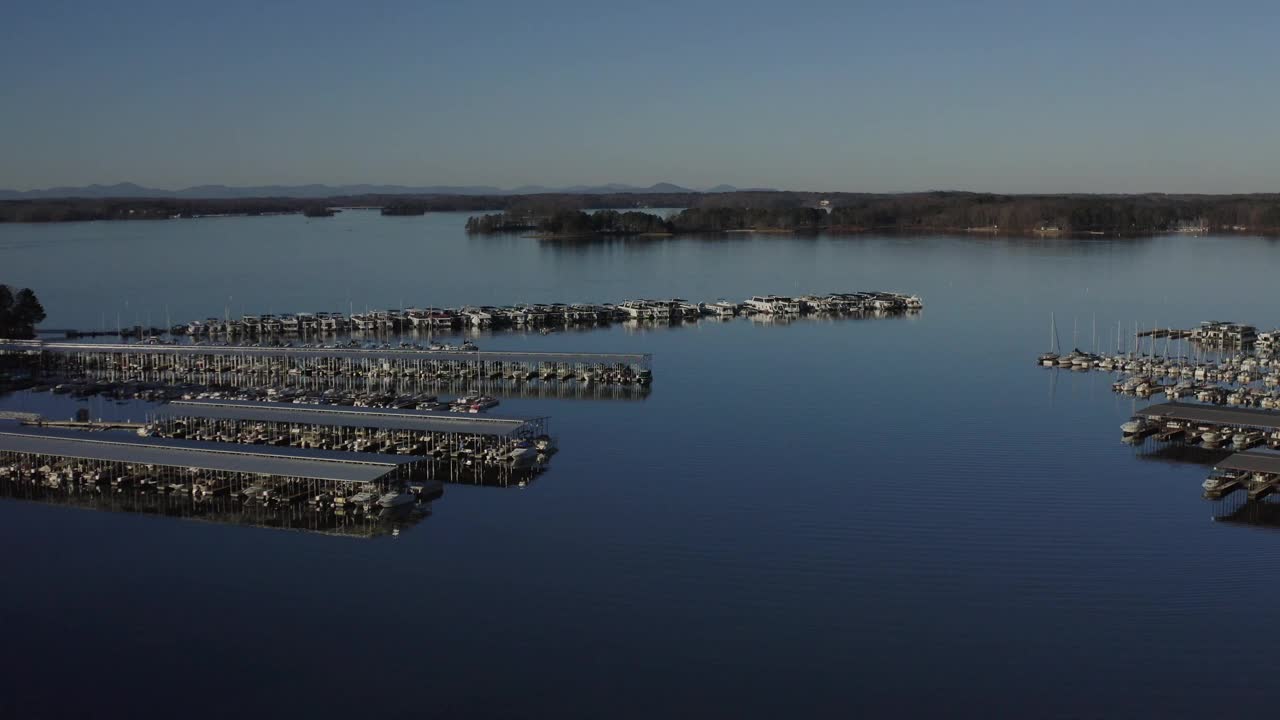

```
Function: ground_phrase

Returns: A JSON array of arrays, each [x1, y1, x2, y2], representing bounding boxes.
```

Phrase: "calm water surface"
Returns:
[[2, 213, 1280, 718]]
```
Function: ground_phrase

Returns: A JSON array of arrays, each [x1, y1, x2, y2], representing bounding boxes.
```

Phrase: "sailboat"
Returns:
[[1039, 313, 1061, 365]]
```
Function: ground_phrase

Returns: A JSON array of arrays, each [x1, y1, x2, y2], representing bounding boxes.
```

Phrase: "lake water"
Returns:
[[3, 212, 1280, 718]]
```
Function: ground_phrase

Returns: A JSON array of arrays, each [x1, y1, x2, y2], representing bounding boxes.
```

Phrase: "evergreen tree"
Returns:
[[0, 286, 44, 339]]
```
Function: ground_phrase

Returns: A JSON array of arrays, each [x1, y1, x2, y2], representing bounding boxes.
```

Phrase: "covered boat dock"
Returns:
[[0, 422, 426, 503], [1205, 450, 1280, 500], [1135, 402, 1280, 432], [146, 399, 551, 462], [0, 340, 651, 375]]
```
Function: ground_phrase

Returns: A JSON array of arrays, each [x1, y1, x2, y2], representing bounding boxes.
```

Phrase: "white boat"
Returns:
[[461, 307, 493, 327], [744, 295, 801, 314], [377, 491, 415, 508], [349, 491, 378, 506], [507, 443, 538, 464], [710, 300, 738, 316], [1233, 431, 1263, 450], [1120, 418, 1155, 436]]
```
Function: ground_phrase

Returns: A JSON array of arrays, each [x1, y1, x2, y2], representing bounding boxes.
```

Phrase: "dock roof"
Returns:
[[1135, 402, 1280, 431], [0, 423, 414, 483], [1216, 450, 1280, 475], [0, 340, 650, 368], [158, 399, 540, 437]]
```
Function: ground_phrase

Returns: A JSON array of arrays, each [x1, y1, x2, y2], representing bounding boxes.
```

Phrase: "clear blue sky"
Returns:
[[3, 0, 1277, 193]]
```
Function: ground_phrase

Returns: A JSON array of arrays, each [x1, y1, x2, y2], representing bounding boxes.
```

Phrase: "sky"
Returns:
[[3, 0, 1279, 194]]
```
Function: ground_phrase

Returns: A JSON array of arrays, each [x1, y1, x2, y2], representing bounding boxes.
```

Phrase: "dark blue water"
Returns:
[[3, 213, 1280, 718]]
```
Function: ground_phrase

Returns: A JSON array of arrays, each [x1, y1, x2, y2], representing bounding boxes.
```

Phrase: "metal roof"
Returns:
[[0, 423, 414, 483], [1136, 402, 1280, 430], [158, 399, 538, 437], [0, 340, 651, 367], [1216, 450, 1280, 474]]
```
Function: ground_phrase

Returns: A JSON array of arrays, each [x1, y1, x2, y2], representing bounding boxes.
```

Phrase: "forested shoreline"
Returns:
[[7, 190, 1280, 236], [467, 193, 1280, 237]]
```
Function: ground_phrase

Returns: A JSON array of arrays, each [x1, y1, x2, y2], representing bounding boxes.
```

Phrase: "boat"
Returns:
[[452, 394, 499, 412], [1202, 474, 1235, 491], [1233, 431, 1263, 450], [349, 490, 378, 506], [1039, 314, 1061, 365], [709, 300, 739, 317], [507, 441, 538, 464], [377, 491, 415, 508], [1120, 418, 1156, 436]]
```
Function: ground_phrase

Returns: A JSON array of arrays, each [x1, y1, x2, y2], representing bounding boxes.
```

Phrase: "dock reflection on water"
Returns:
[[1212, 494, 1280, 530], [0, 474, 435, 539]]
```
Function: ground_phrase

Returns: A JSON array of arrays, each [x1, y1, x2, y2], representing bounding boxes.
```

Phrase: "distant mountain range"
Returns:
[[0, 181, 767, 200]]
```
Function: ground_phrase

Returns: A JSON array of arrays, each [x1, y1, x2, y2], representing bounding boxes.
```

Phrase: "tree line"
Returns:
[[466, 192, 1280, 236], [0, 286, 46, 339], [9, 191, 1280, 234]]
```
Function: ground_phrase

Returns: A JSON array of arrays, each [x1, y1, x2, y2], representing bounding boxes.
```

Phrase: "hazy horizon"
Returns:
[[5, 0, 1279, 194]]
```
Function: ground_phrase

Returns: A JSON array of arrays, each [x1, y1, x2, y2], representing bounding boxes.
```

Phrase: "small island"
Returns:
[[380, 204, 427, 216]]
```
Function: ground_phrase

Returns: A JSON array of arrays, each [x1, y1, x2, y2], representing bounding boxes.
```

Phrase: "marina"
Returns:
[[9, 212, 1280, 719], [7, 1, 1280, 712], [1036, 316, 1280, 407]]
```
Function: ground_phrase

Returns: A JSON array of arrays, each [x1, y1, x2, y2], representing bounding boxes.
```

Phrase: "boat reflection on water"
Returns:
[[433, 458, 545, 489], [0, 470, 436, 539]]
